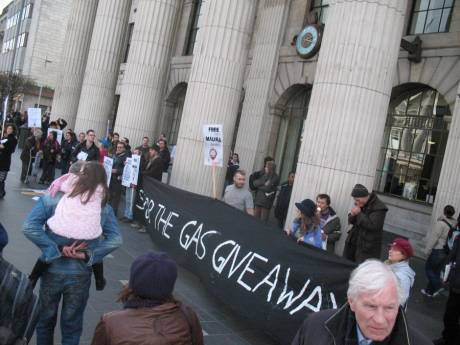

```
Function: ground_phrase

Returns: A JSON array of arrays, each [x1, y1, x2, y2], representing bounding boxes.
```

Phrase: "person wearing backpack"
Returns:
[[433, 230, 460, 345], [422, 205, 456, 297]]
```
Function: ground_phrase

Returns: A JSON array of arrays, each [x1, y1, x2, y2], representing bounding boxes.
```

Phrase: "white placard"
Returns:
[[103, 156, 113, 187], [121, 157, 133, 188], [131, 154, 141, 185], [76, 151, 88, 161], [203, 124, 223, 167], [47, 128, 63, 145], [28, 108, 42, 128]]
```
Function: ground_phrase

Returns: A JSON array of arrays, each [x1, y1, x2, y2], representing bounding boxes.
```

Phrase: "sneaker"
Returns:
[[130, 223, 141, 229], [421, 289, 434, 297], [138, 227, 147, 233], [433, 288, 444, 297]]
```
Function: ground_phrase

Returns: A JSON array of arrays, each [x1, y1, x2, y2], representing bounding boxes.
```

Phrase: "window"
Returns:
[[409, 0, 455, 34], [123, 23, 134, 63], [375, 87, 451, 204], [311, 0, 329, 24], [184, 0, 202, 56]]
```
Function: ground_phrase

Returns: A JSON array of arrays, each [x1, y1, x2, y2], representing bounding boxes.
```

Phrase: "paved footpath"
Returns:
[[0, 151, 445, 344]]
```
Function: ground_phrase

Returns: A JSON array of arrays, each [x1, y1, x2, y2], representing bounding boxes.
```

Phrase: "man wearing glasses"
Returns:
[[70, 129, 100, 162]]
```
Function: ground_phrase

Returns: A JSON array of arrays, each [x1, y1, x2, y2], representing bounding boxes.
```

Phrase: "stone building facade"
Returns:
[[0, 0, 72, 110], [52, 0, 460, 256]]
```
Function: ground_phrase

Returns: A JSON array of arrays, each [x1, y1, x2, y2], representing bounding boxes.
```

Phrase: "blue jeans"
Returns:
[[124, 187, 135, 220], [36, 271, 91, 345], [425, 249, 447, 294]]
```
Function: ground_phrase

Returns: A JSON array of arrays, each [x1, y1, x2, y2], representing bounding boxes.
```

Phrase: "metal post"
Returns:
[[37, 85, 43, 107]]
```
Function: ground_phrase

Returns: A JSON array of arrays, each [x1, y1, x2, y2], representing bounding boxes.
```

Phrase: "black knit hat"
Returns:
[[129, 252, 178, 300], [295, 199, 317, 218], [351, 184, 369, 198]]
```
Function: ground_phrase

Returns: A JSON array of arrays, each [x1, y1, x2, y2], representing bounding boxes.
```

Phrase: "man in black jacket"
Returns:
[[292, 260, 432, 345], [434, 231, 460, 345], [344, 184, 388, 263], [142, 144, 163, 182], [274, 171, 295, 228], [70, 129, 99, 162], [109, 142, 129, 216], [158, 139, 170, 173]]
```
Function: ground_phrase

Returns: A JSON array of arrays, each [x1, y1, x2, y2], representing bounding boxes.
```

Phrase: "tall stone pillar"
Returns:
[[51, 0, 99, 129], [287, 0, 407, 254], [431, 83, 460, 231], [170, 0, 256, 196], [114, 0, 181, 145], [233, 0, 291, 174], [74, 0, 131, 136]]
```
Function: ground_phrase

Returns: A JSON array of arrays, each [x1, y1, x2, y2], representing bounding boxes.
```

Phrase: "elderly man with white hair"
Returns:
[[291, 260, 431, 345]]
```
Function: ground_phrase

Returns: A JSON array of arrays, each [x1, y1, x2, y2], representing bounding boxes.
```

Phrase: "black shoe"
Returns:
[[95, 278, 106, 291], [433, 338, 445, 345]]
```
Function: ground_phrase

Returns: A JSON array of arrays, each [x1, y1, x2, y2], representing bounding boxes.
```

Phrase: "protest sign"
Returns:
[[135, 178, 355, 344], [27, 108, 41, 128], [122, 157, 133, 188], [103, 156, 113, 187], [130, 154, 141, 185], [203, 124, 223, 167]]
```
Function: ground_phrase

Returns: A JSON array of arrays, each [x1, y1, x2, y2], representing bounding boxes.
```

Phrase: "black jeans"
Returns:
[[41, 160, 56, 183], [425, 249, 447, 294], [109, 181, 123, 216], [442, 289, 460, 345]]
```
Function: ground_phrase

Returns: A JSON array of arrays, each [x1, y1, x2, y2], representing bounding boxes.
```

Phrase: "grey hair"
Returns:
[[347, 260, 404, 305]]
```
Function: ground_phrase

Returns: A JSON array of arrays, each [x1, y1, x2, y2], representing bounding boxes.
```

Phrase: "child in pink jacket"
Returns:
[[29, 161, 108, 290]]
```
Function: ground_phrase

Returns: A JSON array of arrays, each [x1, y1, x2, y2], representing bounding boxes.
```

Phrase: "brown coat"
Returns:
[[91, 303, 203, 345], [142, 156, 164, 182]]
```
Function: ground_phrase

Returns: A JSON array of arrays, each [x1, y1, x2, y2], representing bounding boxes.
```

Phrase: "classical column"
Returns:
[[74, 0, 131, 136], [233, 0, 291, 174], [431, 83, 460, 231], [51, 0, 99, 129], [170, 0, 256, 196], [287, 0, 407, 254], [114, 0, 181, 145]]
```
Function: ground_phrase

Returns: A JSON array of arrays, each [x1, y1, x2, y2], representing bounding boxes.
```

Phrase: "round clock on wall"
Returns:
[[295, 24, 323, 59]]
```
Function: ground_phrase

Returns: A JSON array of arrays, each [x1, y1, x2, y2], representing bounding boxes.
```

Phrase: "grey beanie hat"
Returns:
[[351, 184, 369, 198]]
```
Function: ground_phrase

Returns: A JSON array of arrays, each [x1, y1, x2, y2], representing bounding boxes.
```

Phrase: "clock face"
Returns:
[[296, 25, 322, 59]]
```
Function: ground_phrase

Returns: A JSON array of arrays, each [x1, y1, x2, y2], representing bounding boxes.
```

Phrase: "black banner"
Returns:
[[135, 178, 355, 344]]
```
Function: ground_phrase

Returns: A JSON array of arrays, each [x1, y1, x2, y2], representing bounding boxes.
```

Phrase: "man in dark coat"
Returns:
[[343, 184, 388, 263], [434, 232, 460, 345], [142, 144, 163, 182], [274, 171, 295, 228], [109, 141, 129, 216], [158, 139, 170, 173], [0, 124, 18, 198], [292, 260, 432, 345], [70, 129, 100, 162]]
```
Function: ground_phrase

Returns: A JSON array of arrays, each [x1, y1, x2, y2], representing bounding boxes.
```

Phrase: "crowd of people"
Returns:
[[1, 113, 460, 345]]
